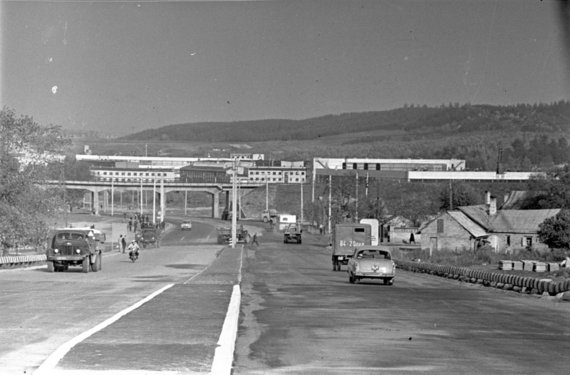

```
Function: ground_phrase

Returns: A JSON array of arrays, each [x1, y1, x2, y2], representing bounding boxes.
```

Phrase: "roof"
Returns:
[[489, 209, 561, 233], [457, 206, 561, 234], [457, 205, 490, 229], [447, 211, 488, 238]]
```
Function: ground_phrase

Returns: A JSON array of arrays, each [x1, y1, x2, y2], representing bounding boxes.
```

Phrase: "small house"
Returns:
[[420, 194, 561, 254]]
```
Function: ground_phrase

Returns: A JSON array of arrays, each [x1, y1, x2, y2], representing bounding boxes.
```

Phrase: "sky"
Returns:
[[1, 0, 569, 135]]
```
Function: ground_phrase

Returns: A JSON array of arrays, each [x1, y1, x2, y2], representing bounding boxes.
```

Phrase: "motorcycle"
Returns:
[[129, 250, 139, 262]]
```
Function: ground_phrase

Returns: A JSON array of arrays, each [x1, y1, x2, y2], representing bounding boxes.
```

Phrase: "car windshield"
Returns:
[[356, 250, 391, 260], [56, 232, 85, 241]]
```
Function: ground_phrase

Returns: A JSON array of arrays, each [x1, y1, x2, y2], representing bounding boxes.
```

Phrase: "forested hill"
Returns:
[[125, 101, 570, 142]]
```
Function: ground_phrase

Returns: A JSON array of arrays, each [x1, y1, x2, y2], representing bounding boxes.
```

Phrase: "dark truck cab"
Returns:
[[136, 227, 161, 248], [46, 229, 102, 273]]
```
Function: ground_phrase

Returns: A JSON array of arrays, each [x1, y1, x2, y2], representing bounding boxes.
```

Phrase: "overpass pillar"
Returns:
[[211, 191, 220, 219], [92, 190, 100, 215]]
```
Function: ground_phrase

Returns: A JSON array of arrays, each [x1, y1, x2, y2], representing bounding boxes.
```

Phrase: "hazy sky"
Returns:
[[1, 0, 568, 134]]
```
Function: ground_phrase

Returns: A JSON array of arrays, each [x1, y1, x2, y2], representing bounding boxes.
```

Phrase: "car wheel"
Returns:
[[82, 257, 90, 273], [263, 217, 268, 223], [354, 277, 359, 284], [298, 239, 302, 244], [47, 261, 54, 273]]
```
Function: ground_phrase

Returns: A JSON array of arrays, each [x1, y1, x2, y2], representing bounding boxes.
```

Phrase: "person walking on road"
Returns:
[[252, 232, 260, 247], [121, 235, 127, 253]]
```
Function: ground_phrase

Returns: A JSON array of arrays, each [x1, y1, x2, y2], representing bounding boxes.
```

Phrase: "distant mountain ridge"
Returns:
[[124, 101, 570, 142]]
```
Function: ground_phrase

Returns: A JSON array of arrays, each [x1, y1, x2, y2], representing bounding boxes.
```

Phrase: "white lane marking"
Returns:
[[210, 285, 241, 375], [209, 245, 244, 374], [34, 283, 175, 375]]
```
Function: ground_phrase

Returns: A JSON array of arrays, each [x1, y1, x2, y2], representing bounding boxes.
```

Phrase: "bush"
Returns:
[[401, 246, 567, 268]]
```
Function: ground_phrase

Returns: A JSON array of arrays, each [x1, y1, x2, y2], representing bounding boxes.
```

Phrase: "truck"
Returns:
[[331, 223, 372, 271], [261, 209, 279, 223], [45, 228, 103, 273], [278, 214, 297, 231], [216, 226, 249, 245], [283, 223, 302, 244], [136, 227, 161, 248]]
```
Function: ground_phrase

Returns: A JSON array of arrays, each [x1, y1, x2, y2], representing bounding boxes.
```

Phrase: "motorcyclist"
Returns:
[[127, 239, 140, 259]]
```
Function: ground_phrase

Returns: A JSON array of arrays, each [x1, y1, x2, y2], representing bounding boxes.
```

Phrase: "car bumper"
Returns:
[[353, 271, 395, 278], [47, 255, 86, 262]]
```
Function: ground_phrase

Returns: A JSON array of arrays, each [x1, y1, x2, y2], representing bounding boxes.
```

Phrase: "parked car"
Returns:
[[346, 246, 395, 285], [180, 220, 192, 230]]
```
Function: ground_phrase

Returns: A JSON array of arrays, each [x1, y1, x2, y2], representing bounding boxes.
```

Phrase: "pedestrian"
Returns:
[[409, 233, 415, 244], [252, 233, 259, 246], [319, 224, 324, 235], [121, 235, 127, 253], [128, 219, 132, 232]]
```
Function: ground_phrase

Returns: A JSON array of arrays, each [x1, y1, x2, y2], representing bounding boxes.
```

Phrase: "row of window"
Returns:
[[250, 177, 306, 182], [250, 171, 306, 176], [98, 177, 176, 182], [95, 171, 169, 177], [343, 163, 447, 171]]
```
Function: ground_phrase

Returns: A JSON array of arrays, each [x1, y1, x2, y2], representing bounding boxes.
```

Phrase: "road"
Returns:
[[0, 218, 569, 374], [234, 231, 570, 375], [0, 218, 228, 374]]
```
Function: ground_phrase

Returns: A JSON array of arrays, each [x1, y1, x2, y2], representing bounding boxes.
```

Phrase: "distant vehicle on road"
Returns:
[[136, 228, 160, 248], [283, 223, 302, 244], [331, 223, 371, 271], [261, 209, 279, 223], [180, 220, 192, 230], [217, 227, 232, 244], [347, 246, 395, 285], [278, 214, 297, 231], [216, 226, 248, 245], [45, 229, 102, 273]]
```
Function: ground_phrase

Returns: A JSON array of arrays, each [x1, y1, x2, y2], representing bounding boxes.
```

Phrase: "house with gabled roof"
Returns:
[[419, 192, 561, 254]]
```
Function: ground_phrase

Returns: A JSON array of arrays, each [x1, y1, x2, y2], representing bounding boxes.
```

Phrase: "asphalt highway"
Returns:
[[0, 218, 569, 375]]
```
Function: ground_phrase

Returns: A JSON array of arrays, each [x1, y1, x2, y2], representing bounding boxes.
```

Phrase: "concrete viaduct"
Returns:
[[44, 180, 264, 219]]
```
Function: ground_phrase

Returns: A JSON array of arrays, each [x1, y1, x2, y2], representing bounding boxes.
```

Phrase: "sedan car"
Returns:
[[347, 246, 395, 285], [180, 220, 192, 230]]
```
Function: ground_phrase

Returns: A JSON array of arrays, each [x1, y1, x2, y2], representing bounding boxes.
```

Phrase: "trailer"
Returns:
[[331, 223, 372, 271]]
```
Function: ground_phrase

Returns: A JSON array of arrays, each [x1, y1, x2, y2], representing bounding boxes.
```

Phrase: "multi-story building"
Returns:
[[247, 166, 307, 184]]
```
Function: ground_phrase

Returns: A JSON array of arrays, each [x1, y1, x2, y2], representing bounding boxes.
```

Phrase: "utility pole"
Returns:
[[449, 179, 453, 210], [355, 171, 359, 222], [231, 158, 238, 248], [152, 178, 156, 224], [265, 178, 269, 211], [140, 178, 143, 216], [300, 182, 304, 225], [328, 174, 332, 234], [111, 178, 114, 216]]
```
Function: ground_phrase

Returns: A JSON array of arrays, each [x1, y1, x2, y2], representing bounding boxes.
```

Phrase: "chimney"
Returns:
[[488, 196, 497, 216], [485, 191, 491, 205]]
